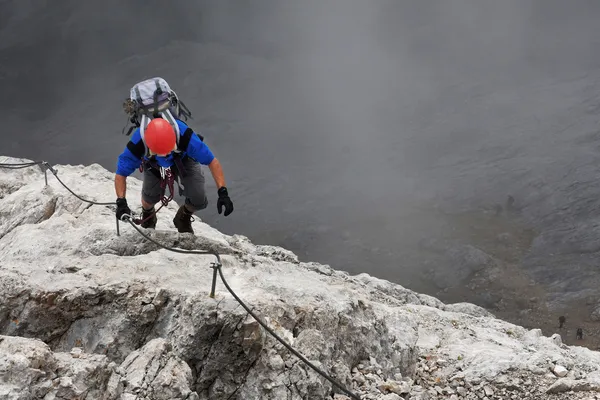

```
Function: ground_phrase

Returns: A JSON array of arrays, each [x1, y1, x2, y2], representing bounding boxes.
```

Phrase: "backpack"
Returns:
[[122, 77, 197, 156]]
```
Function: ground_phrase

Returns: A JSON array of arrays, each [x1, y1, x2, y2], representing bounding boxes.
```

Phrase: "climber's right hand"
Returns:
[[116, 197, 132, 220]]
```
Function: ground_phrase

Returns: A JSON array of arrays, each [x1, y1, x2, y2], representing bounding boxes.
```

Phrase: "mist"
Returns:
[[2, 0, 600, 299]]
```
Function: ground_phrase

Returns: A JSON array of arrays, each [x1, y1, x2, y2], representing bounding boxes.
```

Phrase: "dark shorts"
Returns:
[[141, 157, 208, 210]]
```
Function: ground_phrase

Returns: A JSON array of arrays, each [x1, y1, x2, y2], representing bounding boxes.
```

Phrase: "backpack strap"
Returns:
[[134, 86, 143, 105], [169, 89, 192, 121], [139, 114, 149, 155], [151, 78, 163, 118], [177, 128, 194, 151], [139, 110, 181, 157], [161, 109, 181, 147], [127, 139, 146, 159]]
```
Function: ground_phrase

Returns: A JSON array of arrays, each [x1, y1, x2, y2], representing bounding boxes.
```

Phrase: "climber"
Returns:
[[114, 117, 234, 234]]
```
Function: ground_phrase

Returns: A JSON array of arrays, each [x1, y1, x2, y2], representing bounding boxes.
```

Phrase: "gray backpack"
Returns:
[[122, 77, 192, 146]]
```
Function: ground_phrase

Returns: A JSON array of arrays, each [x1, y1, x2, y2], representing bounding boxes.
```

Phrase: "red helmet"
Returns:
[[145, 118, 176, 155]]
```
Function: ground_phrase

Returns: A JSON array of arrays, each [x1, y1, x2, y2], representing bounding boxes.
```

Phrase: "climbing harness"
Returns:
[[159, 166, 175, 205]]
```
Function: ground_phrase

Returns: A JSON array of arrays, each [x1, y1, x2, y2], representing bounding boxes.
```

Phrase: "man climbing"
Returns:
[[114, 113, 234, 234]]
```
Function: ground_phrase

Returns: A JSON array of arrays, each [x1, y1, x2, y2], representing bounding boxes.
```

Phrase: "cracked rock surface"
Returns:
[[2, 156, 600, 400]]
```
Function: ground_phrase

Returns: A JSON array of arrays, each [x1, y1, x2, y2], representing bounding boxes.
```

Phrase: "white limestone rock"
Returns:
[[3, 156, 600, 399], [0, 334, 117, 400], [117, 338, 196, 400], [552, 365, 568, 378], [0, 335, 58, 399]]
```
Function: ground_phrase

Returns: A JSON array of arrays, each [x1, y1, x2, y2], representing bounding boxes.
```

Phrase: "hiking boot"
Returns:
[[173, 204, 194, 234], [141, 207, 157, 229]]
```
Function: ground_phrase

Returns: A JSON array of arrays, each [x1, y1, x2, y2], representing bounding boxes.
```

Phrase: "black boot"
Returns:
[[141, 207, 157, 229], [173, 204, 194, 234]]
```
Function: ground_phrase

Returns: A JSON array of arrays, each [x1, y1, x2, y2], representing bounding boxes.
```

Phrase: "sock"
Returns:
[[184, 204, 195, 214], [143, 205, 155, 212]]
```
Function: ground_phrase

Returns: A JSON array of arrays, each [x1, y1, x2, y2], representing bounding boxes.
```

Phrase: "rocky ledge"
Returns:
[[1, 155, 600, 400]]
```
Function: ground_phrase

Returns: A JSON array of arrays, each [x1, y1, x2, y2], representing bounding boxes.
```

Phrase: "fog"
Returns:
[[2, 0, 600, 295]]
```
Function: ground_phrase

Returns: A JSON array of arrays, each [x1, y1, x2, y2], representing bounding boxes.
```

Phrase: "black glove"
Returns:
[[217, 187, 234, 216], [116, 197, 132, 220]]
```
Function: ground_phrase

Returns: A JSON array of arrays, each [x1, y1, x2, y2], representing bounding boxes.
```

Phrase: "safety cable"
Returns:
[[214, 264, 361, 400], [0, 159, 362, 400], [122, 217, 221, 260], [0, 161, 43, 166], [0, 165, 41, 170], [47, 165, 115, 206], [0, 160, 44, 169]]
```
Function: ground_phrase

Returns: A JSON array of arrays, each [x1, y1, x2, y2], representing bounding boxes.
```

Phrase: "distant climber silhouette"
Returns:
[[577, 328, 583, 340], [506, 195, 516, 214], [494, 204, 503, 216], [559, 315, 566, 328]]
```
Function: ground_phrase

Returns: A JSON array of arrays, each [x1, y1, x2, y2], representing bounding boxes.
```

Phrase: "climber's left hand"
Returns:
[[217, 187, 234, 216]]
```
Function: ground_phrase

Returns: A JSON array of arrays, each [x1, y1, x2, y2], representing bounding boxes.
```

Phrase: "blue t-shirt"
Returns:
[[116, 120, 215, 176]]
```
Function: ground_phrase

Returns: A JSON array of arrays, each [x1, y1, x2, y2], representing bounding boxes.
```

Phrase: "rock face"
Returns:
[[2, 155, 600, 400], [0, 335, 194, 400]]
